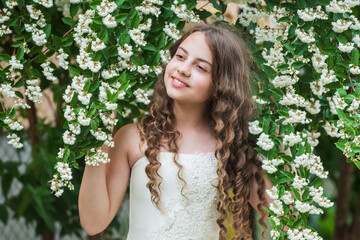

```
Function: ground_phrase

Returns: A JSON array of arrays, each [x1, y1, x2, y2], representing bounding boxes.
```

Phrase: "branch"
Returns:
[[333, 154, 354, 240], [349, 192, 360, 240]]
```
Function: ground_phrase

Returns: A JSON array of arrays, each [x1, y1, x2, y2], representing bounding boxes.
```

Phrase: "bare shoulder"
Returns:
[[112, 123, 145, 168]]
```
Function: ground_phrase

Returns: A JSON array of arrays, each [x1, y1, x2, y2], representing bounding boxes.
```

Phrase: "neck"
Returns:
[[172, 101, 212, 133]]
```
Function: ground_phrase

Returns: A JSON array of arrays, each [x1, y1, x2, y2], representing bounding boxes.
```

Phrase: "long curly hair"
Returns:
[[137, 23, 268, 240]]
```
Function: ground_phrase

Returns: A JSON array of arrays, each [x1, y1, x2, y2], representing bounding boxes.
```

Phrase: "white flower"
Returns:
[[292, 175, 309, 189], [305, 98, 321, 115], [129, 28, 146, 46], [25, 79, 43, 103], [118, 43, 133, 59], [164, 23, 181, 40], [41, 61, 57, 81], [105, 102, 118, 110], [103, 14, 117, 28], [282, 109, 311, 125], [78, 90, 92, 105], [281, 191, 294, 205], [87, 61, 102, 73], [269, 199, 284, 215], [272, 75, 299, 88], [331, 19, 352, 33], [69, 123, 81, 135], [32, 29, 47, 46], [295, 27, 315, 43], [7, 133, 23, 148], [90, 129, 108, 141], [338, 42, 354, 53], [295, 200, 311, 213], [270, 229, 280, 239], [160, 50, 171, 63], [91, 38, 106, 52], [137, 65, 150, 75], [353, 34, 360, 47], [0, 83, 16, 98], [9, 56, 23, 70], [307, 131, 321, 147], [133, 88, 151, 104], [326, 0, 351, 13], [57, 48, 69, 70], [254, 27, 278, 44], [63, 130, 76, 145], [248, 120, 263, 135], [4, 117, 24, 131], [78, 109, 91, 126], [283, 132, 302, 147], [327, 92, 347, 115], [257, 133, 274, 151], [135, 1, 161, 17], [349, 64, 360, 75], [85, 148, 111, 166], [266, 186, 279, 200], [57, 162, 73, 181]]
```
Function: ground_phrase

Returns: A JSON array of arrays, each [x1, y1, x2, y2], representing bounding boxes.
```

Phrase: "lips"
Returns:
[[171, 76, 189, 87]]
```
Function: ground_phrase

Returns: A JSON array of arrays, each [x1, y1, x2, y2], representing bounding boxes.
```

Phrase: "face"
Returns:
[[164, 31, 214, 106]]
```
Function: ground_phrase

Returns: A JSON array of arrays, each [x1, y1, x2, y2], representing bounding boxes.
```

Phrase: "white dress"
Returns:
[[126, 151, 220, 240]]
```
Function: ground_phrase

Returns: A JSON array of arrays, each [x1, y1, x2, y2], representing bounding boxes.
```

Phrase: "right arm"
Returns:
[[78, 124, 133, 235]]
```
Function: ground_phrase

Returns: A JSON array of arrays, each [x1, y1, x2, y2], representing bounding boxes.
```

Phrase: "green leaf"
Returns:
[[51, 34, 63, 48], [68, 66, 80, 76], [11, 41, 23, 47], [131, 11, 140, 28], [337, 88, 347, 97], [336, 109, 346, 119], [353, 160, 360, 170], [62, 17, 76, 27], [115, 0, 125, 6], [284, 41, 295, 55], [298, 0, 306, 8], [70, 3, 81, 18], [335, 142, 345, 151], [336, 35, 347, 44], [157, 33, 166, 49], [115, 13, 128, 23], [291, 61, 306, 69], [15, 91, 24, 99], [0, 54, 11, 62], [16, 46, 24, 59], [291, 218, 302, 229], [63, 148, 70, 161], [280, 170, 294, 180], [355, 84, 360, 97], [310, 177, 323, 188], [89, 78, 100, 92], [13, 79, 25, 88], [43, 25, 51, 39], [91, 119, 99, 131], [295, 44, 308, 56], [351, 48, 359, 65], [0, 204, 8, 224], [1, 173, 13, 198]]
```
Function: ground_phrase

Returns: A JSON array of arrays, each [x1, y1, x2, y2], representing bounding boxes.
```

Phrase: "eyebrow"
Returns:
[[178, 46, 212, 67]]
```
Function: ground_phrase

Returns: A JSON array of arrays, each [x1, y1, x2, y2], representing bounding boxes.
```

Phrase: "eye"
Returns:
[[176, 54, 184, 60], [197, 65, 207, 72]]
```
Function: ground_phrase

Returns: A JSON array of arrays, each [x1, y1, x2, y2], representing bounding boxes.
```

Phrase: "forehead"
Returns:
[[178, 32, 213, 64]]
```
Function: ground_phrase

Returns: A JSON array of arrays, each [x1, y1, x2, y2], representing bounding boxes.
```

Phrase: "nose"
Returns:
[[177, 62, 191, 77]]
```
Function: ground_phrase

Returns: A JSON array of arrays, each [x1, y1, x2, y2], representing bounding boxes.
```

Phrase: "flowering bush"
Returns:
[[1, 0, 359, 239], [238, 0, 360, 239]]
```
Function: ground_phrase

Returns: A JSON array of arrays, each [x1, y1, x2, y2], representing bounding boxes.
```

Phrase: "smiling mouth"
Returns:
[[171, 77, 189, 87]]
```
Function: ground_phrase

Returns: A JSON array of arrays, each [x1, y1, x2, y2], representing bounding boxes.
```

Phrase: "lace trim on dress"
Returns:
[[146, 152, 220, 240]]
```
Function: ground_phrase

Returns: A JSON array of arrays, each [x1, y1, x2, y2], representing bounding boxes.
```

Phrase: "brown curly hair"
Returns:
[[137, 23, 268, 240]]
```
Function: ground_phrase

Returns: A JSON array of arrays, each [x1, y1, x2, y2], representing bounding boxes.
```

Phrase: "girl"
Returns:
[[79, 23, 272, 240]]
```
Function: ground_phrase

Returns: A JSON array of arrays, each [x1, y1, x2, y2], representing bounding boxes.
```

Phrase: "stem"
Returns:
[[333, 154, 354, 240], [349, 192, 360, 240], [198, 1, 210, 10], [348, 75, 356, 92]]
